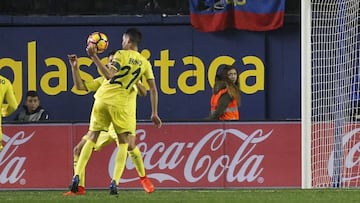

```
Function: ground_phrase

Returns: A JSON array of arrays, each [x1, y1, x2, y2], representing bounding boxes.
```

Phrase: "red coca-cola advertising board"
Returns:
[[0, 122, 301, 189]]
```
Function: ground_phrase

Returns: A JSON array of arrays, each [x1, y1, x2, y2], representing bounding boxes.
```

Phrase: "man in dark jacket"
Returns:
[[14, 90, 50, 121]]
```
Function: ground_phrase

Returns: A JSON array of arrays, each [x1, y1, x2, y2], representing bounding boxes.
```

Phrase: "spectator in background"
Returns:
[[208, 64, 241, 120], [14, 90, 50, 121]]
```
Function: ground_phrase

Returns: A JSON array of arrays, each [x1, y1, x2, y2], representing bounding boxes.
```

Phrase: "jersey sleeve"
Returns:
[[2, 81, 18, 117], [110, 50, 123, 71], [84, 77, 105, 92], [142, 61, 155, 80]]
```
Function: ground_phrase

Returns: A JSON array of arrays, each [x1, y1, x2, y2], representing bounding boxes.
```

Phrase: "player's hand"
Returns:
[[151, 114, 162, 128], [86, 43, 97, 57], [1, 104, 8, 117], [67, 54, 78, 68]]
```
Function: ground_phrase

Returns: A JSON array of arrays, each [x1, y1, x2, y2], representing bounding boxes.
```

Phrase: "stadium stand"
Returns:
[[0, 0, 299, 16]]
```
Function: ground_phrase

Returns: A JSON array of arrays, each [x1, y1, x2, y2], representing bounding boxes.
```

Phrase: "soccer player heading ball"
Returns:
[[67, 28, 162, 195]]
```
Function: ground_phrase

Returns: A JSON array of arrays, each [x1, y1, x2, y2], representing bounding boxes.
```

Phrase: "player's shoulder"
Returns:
[[135, 53, 150, 66], [116, 49, 124, 54], [114, 49, 126, 57], [116, 49, 134, 55], [142, 58, 151, 68], [116, 49, 138, 59], [0, 75, 11, 84], [94, 76, 105, 83], [116, 50, 151, 67]]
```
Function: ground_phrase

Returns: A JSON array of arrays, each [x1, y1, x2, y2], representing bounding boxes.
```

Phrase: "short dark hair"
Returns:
[[124, 28, 142, 46], [26, 90, 39, 98]]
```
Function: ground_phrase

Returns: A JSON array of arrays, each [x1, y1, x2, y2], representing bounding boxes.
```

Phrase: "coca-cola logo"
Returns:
[[328, 128, 360, 181], [0, 131, 34, 184], [109, 128, 273, 184]]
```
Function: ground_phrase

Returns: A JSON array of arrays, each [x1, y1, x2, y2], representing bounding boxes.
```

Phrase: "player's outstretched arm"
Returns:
[[147, 79, 162, 128], [86, 44, 113, 80], [136, 81, 147, 97], [2, 85, 18, 117], [68, 54, 87, 91]]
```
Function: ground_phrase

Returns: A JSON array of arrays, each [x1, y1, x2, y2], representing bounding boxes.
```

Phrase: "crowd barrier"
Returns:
[[0, 121, 301, 189]]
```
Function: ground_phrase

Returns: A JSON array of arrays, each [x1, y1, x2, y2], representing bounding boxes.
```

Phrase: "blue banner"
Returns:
[[0, 17, 301, 122]]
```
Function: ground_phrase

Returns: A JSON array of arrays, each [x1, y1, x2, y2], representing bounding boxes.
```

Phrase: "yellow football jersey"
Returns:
[[84, 76, 105, 92], [94, 49, 154, 105]]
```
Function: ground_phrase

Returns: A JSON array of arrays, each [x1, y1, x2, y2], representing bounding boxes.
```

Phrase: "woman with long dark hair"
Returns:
[[208, 64, 241, 120]]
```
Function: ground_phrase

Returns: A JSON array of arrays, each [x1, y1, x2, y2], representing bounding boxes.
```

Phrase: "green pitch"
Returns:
[[1, 189, 359, 203]]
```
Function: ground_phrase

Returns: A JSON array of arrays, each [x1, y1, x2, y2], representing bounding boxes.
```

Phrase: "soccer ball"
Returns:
[[86, 32, 109, 54]]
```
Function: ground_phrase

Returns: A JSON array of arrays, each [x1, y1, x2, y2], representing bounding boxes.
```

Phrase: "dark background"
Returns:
[[0, 0, 299, 15]]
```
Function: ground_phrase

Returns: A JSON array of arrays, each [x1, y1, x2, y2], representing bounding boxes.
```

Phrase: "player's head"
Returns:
[[25, 90, 40, 113], [122, 28, 142, 50], [216, 65, 241, 105]]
